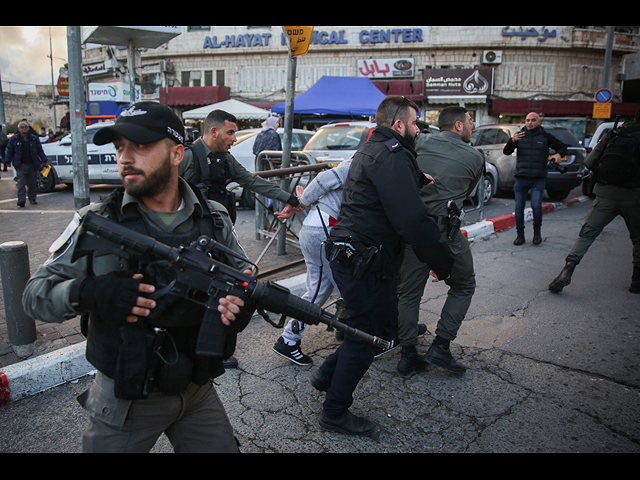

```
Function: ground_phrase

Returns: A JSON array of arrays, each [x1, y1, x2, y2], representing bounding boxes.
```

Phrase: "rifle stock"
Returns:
[[77, 211, 392, 357]]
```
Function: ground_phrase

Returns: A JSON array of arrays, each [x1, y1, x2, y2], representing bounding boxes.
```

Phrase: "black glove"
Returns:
[[70, 273, 142, 323], [287, 194, 300, 207]]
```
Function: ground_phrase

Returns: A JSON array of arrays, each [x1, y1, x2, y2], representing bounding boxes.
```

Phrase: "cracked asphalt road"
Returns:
[[2, 195, 638, 453]]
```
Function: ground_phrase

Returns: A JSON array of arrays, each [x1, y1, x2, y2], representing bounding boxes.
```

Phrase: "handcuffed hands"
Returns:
[[275, 185, 306, 219]]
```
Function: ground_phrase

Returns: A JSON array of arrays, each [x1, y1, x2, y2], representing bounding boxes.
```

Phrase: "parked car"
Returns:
[[470, 124, 587, 201], [231, 127, 314, 172], [39, 123, 315, 201], [39, 122, 120, 193], [303, 121, 377, 167], [229, 127, 315, 207], [302, 121, 496, 204]]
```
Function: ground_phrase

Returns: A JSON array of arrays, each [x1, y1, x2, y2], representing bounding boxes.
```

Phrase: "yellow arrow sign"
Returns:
[[283, 26, 314, 58]]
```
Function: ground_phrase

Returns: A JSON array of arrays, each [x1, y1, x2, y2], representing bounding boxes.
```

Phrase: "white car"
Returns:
[[228, 127, 314, 207], [39, 123, 315, 196], [231, 127, 314, 172], [303, 121, 377, 167], [39, 122, 120, 193]]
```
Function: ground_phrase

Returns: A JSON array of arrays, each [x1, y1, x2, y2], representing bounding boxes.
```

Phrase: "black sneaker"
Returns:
[[273, 337, 312, 366]]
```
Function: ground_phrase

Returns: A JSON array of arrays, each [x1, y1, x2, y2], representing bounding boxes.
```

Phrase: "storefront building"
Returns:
[[81, 26, 640, 140]]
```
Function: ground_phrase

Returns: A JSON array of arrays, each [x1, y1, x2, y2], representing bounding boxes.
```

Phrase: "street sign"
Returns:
[[593, 102, 612, 119], [283, 26, 314, 58], [595, 88, 613, 104]]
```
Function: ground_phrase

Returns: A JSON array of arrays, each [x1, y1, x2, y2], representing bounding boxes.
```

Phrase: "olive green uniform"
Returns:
[[180, 140, 294, 205], [565, 121, 640, 269], [397, 131, 485, 346], [22, 178, 248, 453]]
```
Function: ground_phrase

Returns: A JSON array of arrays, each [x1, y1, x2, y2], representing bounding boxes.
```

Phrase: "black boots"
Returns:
[[515, 231, 542, 245], [397, 346, 428, 377], [424, 337, 467, 374], [548, 260, 577, 293], [533, 232, 543, 245], [319, 410, 376, 437]]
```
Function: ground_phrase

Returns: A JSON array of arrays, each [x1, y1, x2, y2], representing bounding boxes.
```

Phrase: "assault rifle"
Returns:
[[74, 211, 392, 357]]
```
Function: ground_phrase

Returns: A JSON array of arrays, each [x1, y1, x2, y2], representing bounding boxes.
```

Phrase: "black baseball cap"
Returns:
[[94, 102, 185, 146]]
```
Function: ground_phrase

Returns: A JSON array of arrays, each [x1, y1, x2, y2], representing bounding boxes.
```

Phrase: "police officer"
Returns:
[[179, 109, 299, 223], [22, 103, 253, 453], [310, 96, 453, 437], [549, 108, 640, 294], [396, 106, 485, 376]]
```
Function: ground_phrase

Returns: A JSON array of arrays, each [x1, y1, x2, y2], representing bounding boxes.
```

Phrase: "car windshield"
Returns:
[[304, 125, 372, 151], [544, 127, 582, 147]]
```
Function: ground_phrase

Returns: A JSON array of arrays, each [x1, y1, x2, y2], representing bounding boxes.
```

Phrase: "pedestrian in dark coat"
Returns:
[[5, 121, 49, 207], [503, 112, 567, 245]]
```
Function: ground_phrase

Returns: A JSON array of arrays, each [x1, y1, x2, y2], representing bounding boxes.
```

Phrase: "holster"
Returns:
[[325, 238, 381, 280], [446, 215, 462, 241]]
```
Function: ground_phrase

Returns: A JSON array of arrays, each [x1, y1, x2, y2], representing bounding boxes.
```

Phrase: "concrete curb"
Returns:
[[0, 196, 591, 404], [462, 196, 590, 241]]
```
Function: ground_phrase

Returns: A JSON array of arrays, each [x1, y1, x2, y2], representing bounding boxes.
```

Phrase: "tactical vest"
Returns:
[[595, 124, 640, 189], [189, 139, 237, 222], [83, 187, 227, 397]]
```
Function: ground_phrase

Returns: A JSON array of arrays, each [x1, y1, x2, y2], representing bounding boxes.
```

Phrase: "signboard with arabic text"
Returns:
[[424, 68, 494, 97], [357, 58, 415, 79], [501, 26, 558, 42]]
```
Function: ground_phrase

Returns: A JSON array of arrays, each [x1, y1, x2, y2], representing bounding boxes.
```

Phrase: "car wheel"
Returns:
[[37, 167, 56, 193], [547, 189, 571, 201], [483, 175, 494, 204], [471, 175, 494, 205]]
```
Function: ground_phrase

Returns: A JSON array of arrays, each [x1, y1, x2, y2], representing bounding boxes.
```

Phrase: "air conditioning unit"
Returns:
[[160, 60, 175, 73], [482, 50, 503, 65]]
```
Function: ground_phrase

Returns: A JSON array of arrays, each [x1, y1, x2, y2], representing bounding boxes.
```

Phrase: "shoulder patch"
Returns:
[[385, 138, 402, 152], [49, 212, 82, 254]]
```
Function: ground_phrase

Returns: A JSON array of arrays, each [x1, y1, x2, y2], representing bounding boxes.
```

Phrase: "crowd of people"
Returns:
[[14, 98, 640, 451]]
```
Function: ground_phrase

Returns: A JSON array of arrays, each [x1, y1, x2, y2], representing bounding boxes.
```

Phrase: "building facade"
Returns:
[[81, 26, 640, 140]]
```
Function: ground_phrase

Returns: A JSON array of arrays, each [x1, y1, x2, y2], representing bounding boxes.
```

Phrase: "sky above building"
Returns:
[[0, 26, 68, 94]]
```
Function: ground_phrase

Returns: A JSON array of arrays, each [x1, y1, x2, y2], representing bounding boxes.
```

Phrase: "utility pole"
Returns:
[[67, 26, 90, 209], [602, 26, 615, 90]]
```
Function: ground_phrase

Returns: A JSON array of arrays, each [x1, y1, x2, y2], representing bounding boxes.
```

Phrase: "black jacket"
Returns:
[[503, 126, 568, 179], [331, 126, 453, 279]]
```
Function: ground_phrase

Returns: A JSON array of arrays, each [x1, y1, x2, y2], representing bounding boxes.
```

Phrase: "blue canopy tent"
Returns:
[[271, 76, 387, 116]]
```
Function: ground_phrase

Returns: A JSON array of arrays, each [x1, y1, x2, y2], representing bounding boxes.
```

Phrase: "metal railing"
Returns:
[[228, 151, 330, 268]]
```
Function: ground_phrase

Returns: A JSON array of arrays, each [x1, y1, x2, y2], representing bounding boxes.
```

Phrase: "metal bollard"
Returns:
[[0, 241, 37, 346]]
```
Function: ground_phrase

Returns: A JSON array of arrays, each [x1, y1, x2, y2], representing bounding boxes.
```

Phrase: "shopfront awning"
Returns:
[[490, 98, 640, 117], [271, 76, 387, 116], [182, 99, 271, 120], [427, 95, 487, 105], [160, 86, 230, 107]]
